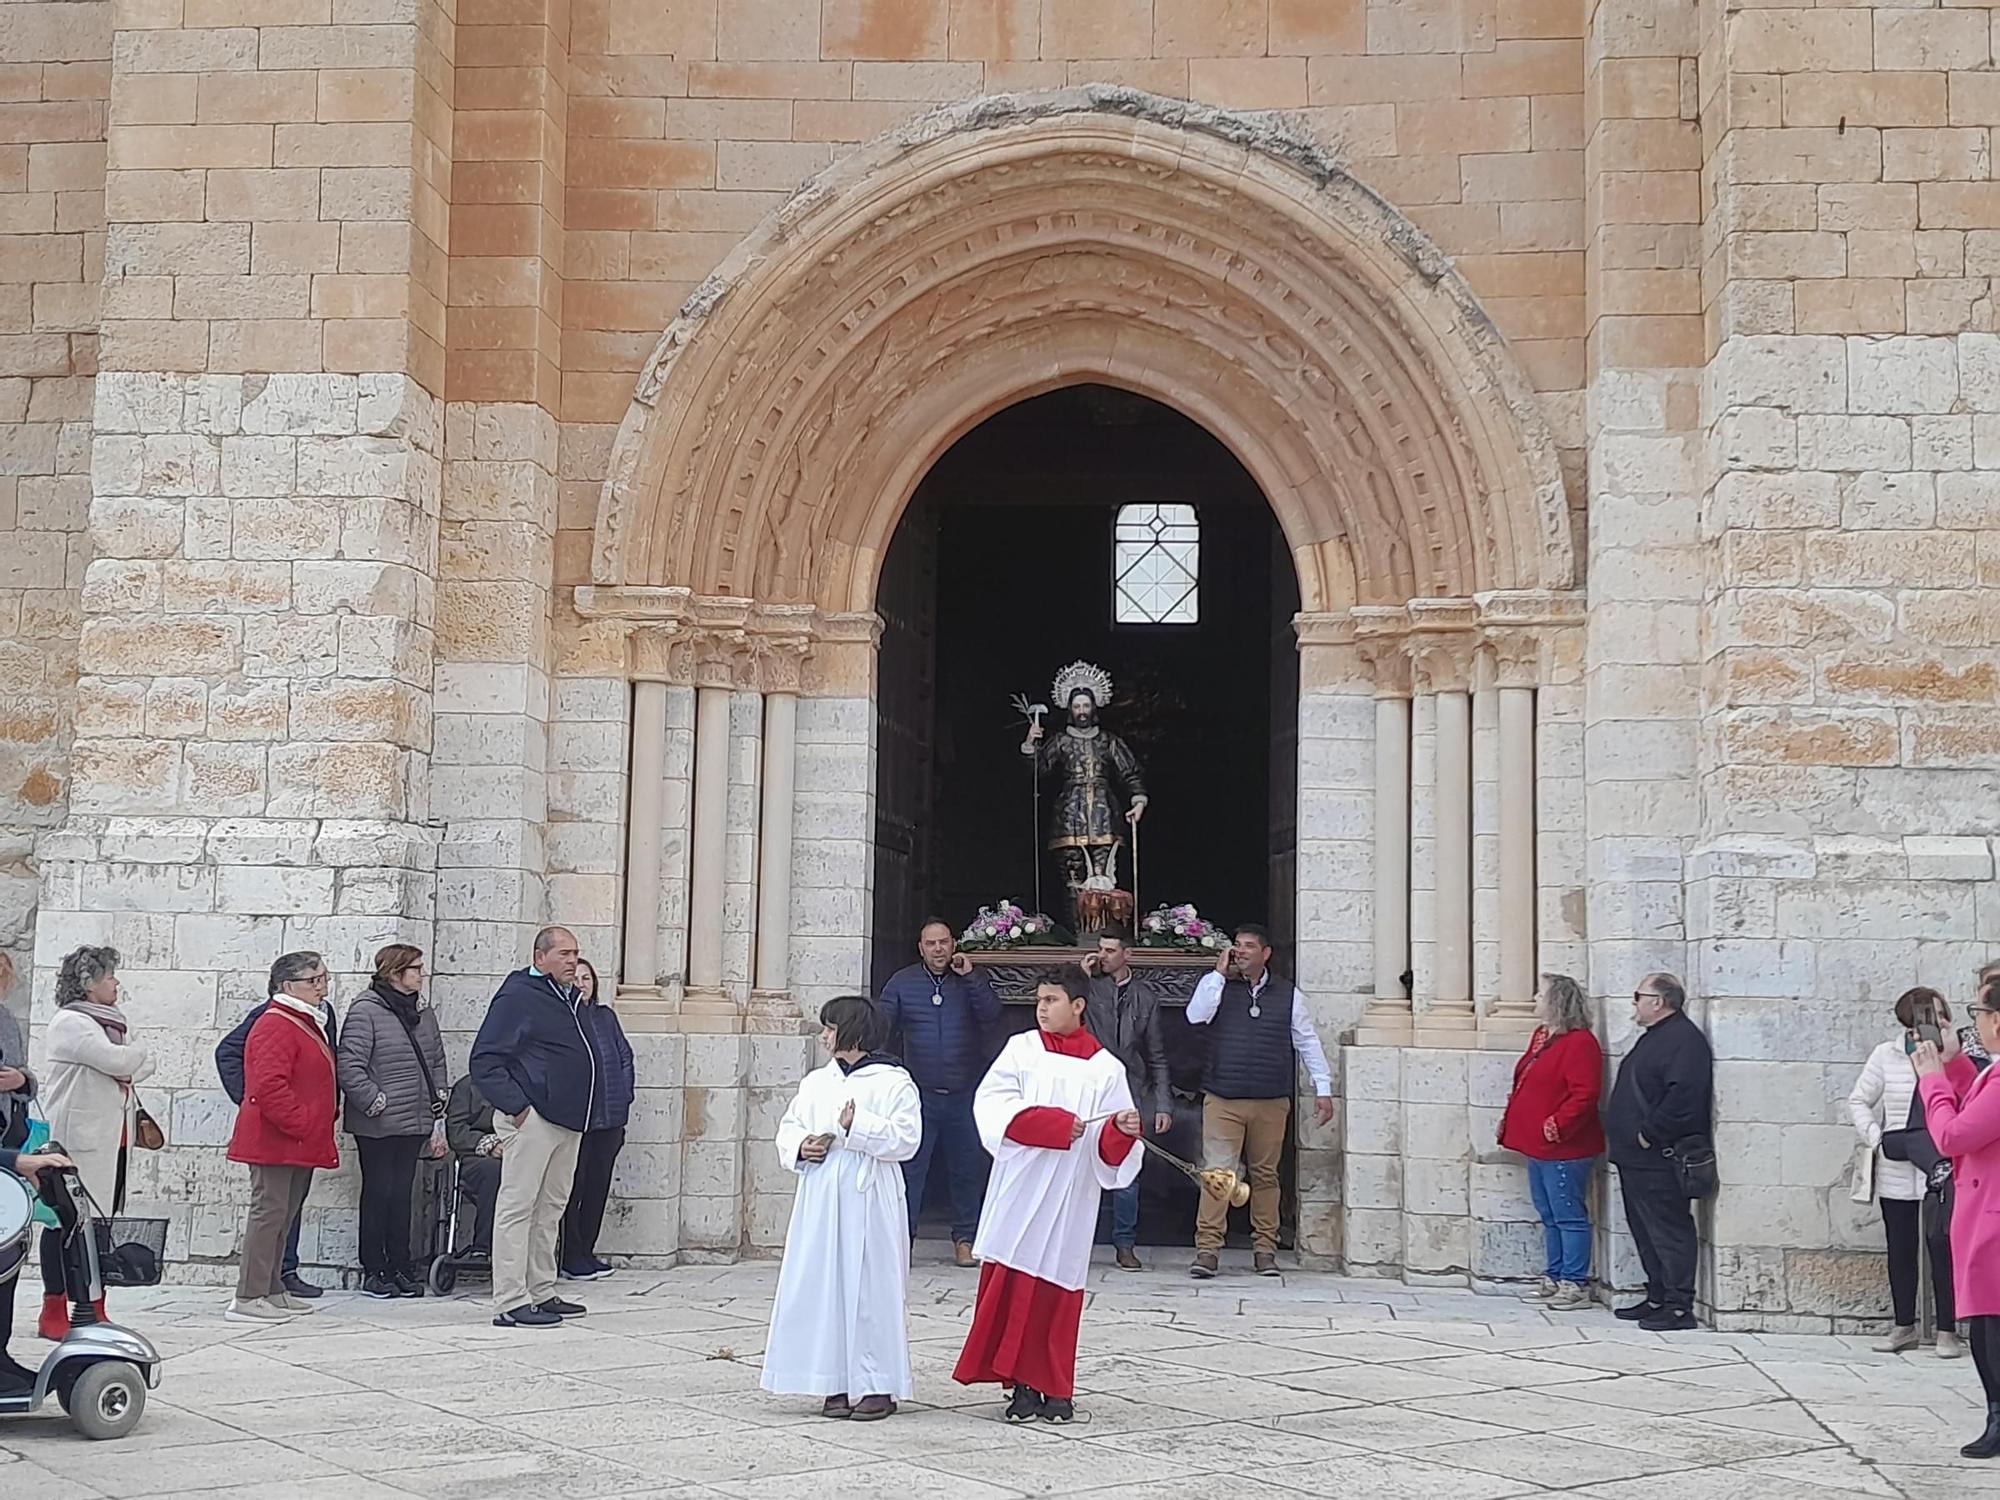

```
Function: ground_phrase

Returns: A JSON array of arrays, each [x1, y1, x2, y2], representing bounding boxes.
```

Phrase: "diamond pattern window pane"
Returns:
[[1114, 503, 1198, 625]]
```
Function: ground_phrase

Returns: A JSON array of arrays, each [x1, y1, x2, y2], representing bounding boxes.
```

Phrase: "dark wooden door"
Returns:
[[870, 491, 939, 995]]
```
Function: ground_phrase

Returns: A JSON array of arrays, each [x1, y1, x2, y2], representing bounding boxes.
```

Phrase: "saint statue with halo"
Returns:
[[1021, 661, 1148, 929]]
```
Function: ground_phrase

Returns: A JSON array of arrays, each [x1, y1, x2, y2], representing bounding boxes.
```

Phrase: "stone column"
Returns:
[[1410, 608, 1477, 1046], [621, 678, 669, 999], [1354, 620, 1413, 1045], [1485, 627, 1544, 1040], [1471, 651, 1500, 1023], [748, 624, 812, 1032], [682, 624, 748, 1031]]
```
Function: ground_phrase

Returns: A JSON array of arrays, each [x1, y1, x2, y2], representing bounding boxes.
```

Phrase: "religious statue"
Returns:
[[1020, 662, 1148, 930]]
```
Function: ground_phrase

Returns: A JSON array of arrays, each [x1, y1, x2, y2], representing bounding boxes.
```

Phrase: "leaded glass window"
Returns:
[[1113, 503, 1199, 625]]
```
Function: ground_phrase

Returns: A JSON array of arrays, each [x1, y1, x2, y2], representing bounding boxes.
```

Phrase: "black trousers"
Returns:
[[356, 1133, 425, 1275], [1969, 1316, 2000, 1404], [1620, 1167, 1698, 1313], [455, 1154, 500, 1254], [1881, 1194, 1956, 1331], [560, 1126, 625, 1266]]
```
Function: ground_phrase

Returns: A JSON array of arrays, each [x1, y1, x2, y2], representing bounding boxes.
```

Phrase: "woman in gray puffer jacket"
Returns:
[[337, 943, 448, 1298]]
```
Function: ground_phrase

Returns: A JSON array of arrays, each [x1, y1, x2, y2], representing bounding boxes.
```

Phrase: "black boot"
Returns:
[[1963, 1402, 2000, 1459], [1005, 1384, 1044, 1423]]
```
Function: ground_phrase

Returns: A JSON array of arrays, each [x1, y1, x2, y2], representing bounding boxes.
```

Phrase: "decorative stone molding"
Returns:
[[628, 624, 692, 684], [591, 89, 1573, 618], [1351, 606, 1413, 698], [1406, 598, 1480, 695]]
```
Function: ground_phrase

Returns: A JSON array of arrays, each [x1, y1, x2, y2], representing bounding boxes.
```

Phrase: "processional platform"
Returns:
[[962, 948, 1215, 1004]]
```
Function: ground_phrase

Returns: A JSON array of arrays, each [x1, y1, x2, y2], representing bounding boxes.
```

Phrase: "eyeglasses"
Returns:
[[290, 973, 330, 988], [1632, 991, 1659, 1003]]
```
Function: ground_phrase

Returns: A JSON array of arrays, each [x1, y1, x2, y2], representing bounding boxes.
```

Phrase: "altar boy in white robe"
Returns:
[[953, 963, 1143, 1424], [763, 996, 922, 1421]]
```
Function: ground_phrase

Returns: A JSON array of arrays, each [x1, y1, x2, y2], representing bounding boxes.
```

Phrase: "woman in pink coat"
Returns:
[[1914, 974, 2000, 1459]]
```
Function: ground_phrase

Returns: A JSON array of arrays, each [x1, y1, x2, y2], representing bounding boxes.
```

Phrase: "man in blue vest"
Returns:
[[1185, 923, 1334, 1278], [880, 917, 1003, 1266]]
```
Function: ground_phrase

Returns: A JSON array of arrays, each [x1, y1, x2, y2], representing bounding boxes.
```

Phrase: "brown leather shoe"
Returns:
[[1254, 1252, 1280, 1277], [851, 1395, 896, 1421], [1115, 1247, 1143, 1271], [1190, 1252, 1219, 1279], [954, 1240, 976, 1268]]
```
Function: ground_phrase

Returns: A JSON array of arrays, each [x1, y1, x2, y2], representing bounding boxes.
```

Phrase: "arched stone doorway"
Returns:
[[575, 89, 1584, 1262]]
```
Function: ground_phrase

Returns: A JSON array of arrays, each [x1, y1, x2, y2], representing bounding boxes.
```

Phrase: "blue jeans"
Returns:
[[1110, 1182, 1140, 1250], [904, 1092, 986, 1244], [1526, 1157, 1594, 1284]]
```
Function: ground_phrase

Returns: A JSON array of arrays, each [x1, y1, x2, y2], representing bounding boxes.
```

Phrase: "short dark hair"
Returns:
[[1041, 963, 1092, 1003], [918, 916, 953, 939], [819, 995, 887, 1054], [1092, 927, 1132, 947], [1646, 972, 1687, 1011], [372, 943, 424, 984], [1895, 986, 1948, 1029], [55, 945, 120, 1009], [1979, 974, 2000, 1014], [1233, 922, 1274, 951]]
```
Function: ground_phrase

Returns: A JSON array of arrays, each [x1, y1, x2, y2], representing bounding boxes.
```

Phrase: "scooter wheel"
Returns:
[[67, 1361, 147, 1441], [429, 1260, 457, 1296]]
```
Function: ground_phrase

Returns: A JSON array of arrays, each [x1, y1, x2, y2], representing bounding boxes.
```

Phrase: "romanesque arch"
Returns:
[[589, 87, 1573, 618]]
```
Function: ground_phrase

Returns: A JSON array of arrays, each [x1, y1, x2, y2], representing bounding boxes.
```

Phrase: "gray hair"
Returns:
[[1643, 971, 1688, 1012], [532, 926, 575, 958], [1539, 972, 1592, 1035], [54, 945, 120, 1009], [267, 950, 324, 997]]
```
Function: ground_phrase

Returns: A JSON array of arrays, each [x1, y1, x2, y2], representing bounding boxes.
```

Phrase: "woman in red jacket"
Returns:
[[226, 951, 340, 1324], [1497, 972, 1605, 1310]]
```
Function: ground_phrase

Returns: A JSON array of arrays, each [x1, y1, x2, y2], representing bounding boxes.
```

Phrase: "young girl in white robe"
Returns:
[[762, 995, 922, 1420]]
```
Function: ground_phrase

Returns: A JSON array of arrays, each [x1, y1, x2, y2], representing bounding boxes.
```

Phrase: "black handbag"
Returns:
[[1635, 1071, 1718, 1201]]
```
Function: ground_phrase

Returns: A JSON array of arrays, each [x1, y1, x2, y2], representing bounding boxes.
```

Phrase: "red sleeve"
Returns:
[[1097, 1121, 1138, 1166], [1546, 1031, 1603, 1141], [1005, 1105, 1078, 1149]]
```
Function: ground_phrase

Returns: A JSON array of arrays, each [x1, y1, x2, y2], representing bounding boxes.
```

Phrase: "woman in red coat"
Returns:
[[1497, 973, 1605, 1310], [226, 951, 340, 1324]]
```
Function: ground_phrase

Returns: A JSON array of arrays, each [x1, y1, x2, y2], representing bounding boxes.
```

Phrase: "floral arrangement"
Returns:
[[958, 900, 1072, 950], [1138, 903, 1229, 952]]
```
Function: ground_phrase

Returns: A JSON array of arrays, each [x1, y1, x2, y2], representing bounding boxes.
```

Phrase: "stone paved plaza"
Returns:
[[0, 1252, 1992, 1500]]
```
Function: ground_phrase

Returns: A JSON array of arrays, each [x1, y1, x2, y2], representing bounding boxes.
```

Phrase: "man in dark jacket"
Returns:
[[879, 917, 1003, 1265], [216, 987, 338, 1298], [1083, 929, 1171, 1270], [1605, 971, 1715, 1332], [469, 925, 599, 1328]]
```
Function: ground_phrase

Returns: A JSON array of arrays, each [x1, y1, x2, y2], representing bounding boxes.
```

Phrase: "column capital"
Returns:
[[1482, 628, 1545, 690], [746, 603, 816, 694], [628, 623, 693, 684], [1351, 607, 1412, 697]]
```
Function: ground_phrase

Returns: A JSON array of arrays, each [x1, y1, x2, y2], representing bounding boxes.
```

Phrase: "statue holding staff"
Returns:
[[1021, 662, 1148, 930]]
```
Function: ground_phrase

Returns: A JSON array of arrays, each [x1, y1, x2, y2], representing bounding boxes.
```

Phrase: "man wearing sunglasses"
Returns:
[[1603, 973, 1714, 1331]]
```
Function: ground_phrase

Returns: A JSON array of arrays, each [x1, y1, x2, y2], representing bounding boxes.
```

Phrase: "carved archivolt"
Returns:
[[592, 88, 1574, 616]]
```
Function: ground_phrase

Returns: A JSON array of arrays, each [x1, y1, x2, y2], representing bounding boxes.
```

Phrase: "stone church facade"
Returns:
[[1, 0, 1996, 1328]]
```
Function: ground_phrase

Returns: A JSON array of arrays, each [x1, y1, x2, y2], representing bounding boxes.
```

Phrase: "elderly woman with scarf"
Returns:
[[338, 943, 449, 1298], [38, 944, 153, 1339]]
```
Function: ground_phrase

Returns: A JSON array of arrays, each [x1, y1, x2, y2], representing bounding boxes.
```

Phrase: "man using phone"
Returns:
[[1184, 924, 1334, 1279]]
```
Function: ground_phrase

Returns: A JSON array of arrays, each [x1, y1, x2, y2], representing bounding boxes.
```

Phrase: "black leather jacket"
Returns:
[[1090, 970, 1172, 1119]]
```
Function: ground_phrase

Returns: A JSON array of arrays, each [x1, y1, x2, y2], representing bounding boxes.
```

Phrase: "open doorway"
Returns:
[[871, 384, 1302, 1247]]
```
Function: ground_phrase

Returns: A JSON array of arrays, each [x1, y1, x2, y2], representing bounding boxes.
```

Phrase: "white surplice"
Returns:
[[970, 1030, 1142, 1291], [762, 1055, 922, 1399]]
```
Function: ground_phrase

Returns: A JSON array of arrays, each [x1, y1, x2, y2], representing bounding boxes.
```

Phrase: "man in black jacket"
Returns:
[[216, 986, 339, 1299], [1604, 972, 1714, 1331], [469, 926, 599, 1329], [1083, 930, 1171, 1270]]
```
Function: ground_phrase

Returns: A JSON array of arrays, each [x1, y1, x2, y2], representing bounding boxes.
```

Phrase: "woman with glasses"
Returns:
[[227, 951, 340, 1323], [38, 945, 152, 1339], [1913, 976, 2000, 1458], [1848, 986, 1961, 1358], [338, 944, 450, 1299]]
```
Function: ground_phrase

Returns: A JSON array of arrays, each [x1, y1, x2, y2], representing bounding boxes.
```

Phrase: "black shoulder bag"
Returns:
[[1636, 1069, 1718, 1201]]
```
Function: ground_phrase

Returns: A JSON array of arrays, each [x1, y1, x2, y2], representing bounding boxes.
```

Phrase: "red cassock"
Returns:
[[952, 1026, 1139, 1400]]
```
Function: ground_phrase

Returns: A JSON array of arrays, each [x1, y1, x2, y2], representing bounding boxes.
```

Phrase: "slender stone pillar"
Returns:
[[1355, 620, 1413, 1045], [683, 677, 735, 1025], [1410, 610, 1477, 1046], [1491, 682, 1540, 1036], [621, 679, 669, 998]]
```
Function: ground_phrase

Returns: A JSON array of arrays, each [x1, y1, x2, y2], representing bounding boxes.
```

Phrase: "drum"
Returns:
[[0, 1168, 32, 1284]]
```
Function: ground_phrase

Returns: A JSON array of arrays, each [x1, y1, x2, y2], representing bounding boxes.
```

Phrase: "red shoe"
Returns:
[[38, 1295, 68, 1341]]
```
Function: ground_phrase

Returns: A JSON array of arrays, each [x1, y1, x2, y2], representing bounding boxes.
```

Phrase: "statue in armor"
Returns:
[[1022, 662, 1148, 926]]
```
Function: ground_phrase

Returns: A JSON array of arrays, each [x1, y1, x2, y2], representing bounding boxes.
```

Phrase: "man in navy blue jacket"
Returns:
[[879, 918, 1003, 1265], [469, 926, 599, 1328], [216, 987, 338, 1298]]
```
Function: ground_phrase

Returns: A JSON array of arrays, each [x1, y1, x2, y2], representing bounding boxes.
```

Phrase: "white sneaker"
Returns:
[[1527, 1275, 1559, 1300], [275, 1292, 314, 1313], [1549, 1281, 1591, 1311], [224, 1297, 293, 1323]]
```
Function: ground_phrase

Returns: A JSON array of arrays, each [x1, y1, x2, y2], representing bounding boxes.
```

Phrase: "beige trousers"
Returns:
[[491, 1106, 582, 1313], [238, 1164, 312, 1301], [1195, 1095, 1291, 1254]]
